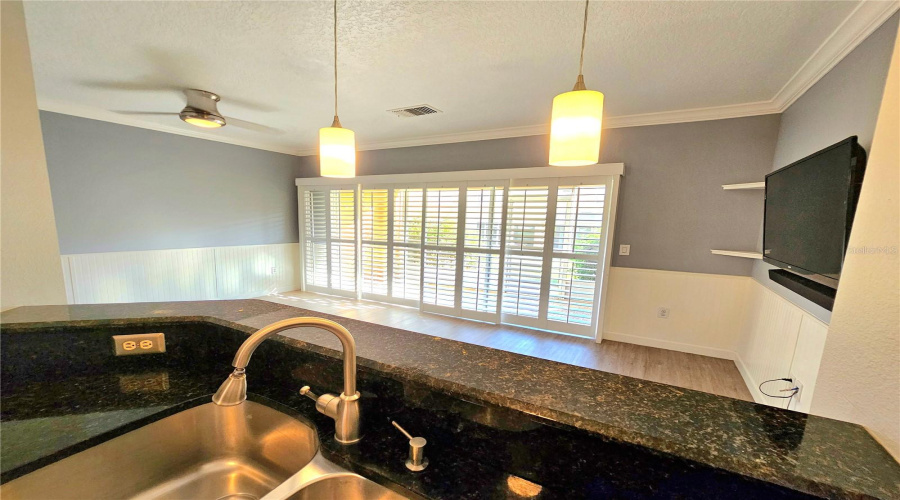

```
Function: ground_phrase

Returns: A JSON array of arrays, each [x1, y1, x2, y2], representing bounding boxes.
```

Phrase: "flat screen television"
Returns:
[[763, 136, 867, 289]]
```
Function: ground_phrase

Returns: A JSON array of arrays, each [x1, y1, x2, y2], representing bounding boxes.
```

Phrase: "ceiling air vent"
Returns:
[[389, 105, 442, 118]]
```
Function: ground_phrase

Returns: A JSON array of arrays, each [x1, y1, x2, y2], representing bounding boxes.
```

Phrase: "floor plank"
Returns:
[[261, 291, 754, 402]]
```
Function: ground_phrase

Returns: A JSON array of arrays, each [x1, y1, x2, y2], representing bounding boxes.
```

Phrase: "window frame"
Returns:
[[297, 163, 623, 341]]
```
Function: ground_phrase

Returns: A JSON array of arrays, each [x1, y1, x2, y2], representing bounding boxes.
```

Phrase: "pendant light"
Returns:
[[319, 0, 356, 178], [549, 0, 604, 167]]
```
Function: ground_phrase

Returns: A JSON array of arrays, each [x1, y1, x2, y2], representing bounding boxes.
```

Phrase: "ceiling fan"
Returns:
[[116, 89, 280, 134]]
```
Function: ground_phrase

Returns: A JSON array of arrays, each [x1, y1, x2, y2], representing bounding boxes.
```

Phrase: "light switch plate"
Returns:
[[112, 333, 166, 356], [619, 244, 631, 256]]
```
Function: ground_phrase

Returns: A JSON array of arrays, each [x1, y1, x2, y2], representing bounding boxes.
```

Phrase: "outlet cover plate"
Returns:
[[112, 333, 166, 356], [619, 244, 631, 256], [789, 374, 804, 409]]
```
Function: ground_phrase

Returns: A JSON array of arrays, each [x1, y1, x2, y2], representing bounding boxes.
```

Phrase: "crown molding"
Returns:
[[771, 0, 900, 112], [39, 0, 899, 157], [331, 99, 783, 155], [37, 99, 307, 156]]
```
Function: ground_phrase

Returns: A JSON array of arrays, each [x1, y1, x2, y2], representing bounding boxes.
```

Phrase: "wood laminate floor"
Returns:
[[261, 290, 754, 402]]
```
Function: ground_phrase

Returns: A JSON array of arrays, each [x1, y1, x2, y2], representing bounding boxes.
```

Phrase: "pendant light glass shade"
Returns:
[[319, 123, 356, 178], [549, 89, 603, 166]]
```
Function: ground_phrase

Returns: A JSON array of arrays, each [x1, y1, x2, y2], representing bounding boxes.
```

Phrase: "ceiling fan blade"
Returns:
[[81, 80, 278, 112], [226, 117, 283, 135], [115, 111, 180, 117]]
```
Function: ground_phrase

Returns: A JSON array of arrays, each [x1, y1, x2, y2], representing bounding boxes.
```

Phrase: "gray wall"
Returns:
[[41, 111, 304, 254], [298, 114, 781, 276], [751, 12, 899, 322]]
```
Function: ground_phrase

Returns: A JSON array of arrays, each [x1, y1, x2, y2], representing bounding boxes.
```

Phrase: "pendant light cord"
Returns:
[[333, 0, 338, 119], [578, 0, 589, 77]]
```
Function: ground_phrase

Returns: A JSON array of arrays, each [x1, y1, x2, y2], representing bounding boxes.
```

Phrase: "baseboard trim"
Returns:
[[734, 354, 766, 404], [602, 331, 736, 360]]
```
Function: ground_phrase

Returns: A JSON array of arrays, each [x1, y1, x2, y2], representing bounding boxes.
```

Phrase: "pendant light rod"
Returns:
[[575, 0, 590, 91], [332, 0, 341, 127]]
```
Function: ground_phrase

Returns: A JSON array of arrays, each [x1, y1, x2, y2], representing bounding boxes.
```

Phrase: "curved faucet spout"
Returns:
[[230, 317, 356, 395], [212, 317, 362, 444]]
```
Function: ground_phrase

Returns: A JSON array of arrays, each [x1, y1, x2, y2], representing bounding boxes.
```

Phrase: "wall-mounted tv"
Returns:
[[763, 136, 867, 290]]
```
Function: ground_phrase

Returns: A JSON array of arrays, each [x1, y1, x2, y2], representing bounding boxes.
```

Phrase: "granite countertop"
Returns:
[[2, 300, 899, 499]]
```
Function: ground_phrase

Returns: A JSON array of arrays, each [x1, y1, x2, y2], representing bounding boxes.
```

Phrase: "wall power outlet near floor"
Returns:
[[657, 307, 670, 319], [788, 374, 804, 410]]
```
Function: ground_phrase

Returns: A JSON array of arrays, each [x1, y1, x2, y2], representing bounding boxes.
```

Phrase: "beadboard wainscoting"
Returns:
[[603, 267, 752, 359], [736, 280, 829, 411], [61, 243, 300, 304]]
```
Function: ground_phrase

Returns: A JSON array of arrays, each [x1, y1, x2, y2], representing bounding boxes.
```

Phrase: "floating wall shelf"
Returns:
[[722, 182, 765, 190], [710, 249, 763, 259]]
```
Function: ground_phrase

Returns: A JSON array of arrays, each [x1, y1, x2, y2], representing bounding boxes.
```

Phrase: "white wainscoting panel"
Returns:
[[735, 280, 829, 409], [603, 267, 751, 359], [214, 244, 300, 299], [787, 314, 829, 413], [61, 243, 300, 304]]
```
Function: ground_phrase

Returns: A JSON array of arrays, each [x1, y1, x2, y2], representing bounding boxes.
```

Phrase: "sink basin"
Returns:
[[286, 475, 409, 500], [1, 401, 319, 500]]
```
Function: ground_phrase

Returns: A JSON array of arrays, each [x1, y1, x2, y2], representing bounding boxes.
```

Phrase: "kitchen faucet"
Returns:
[[212, 317, 362, 444]]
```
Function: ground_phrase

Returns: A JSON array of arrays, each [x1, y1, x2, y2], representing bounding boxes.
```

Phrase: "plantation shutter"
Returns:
[[300, 185, 357, 297], [421, 183, 462, 313], [502, 180, 551, 323], [420, 182, 507, 321], [302, 188, 329, 290], [547, 181, 606, 335], [460, 183, 506, 321], [391, 186, 424, 305], [360, 187, 389, 298], [501, 177, 608, 336], [358, 184, 424, 306]]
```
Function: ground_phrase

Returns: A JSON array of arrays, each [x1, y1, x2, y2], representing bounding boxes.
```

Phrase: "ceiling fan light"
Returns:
[[180, 108, 226, 128], [319, 125, 356, 178], [549, 89, 603, 167]]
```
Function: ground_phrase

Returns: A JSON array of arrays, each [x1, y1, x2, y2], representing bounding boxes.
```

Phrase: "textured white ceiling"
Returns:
[[23, 1, 861, 154]]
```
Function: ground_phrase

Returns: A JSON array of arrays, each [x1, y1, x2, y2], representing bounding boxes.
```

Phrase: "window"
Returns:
[[298, 165, 620, 338]]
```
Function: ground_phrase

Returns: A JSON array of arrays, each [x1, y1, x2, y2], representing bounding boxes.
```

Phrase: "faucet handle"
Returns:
[[300, 384, 340, 420], [299, 385, 318, 402], [392, 420, 428, 471]]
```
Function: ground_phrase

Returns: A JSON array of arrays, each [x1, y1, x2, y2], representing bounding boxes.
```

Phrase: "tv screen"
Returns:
[[763, 136, 866, 288]]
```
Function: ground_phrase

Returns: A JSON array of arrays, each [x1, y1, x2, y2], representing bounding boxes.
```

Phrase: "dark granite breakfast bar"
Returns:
[[2, 299, 898, 499]]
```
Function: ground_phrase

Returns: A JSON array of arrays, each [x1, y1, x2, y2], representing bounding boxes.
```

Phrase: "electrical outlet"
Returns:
[[657, 307, 670, 319], [619, 244, 631, 256], [789, 374, 804, 410], [112, 333, 166, 356], [271, 266, 277, 275]]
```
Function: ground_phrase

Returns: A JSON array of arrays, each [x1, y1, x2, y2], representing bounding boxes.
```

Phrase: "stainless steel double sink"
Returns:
[[1, 401, 409, 500]]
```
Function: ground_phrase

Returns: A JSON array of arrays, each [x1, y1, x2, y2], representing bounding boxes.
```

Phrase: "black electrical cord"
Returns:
[[759, 377, 799, 399]]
